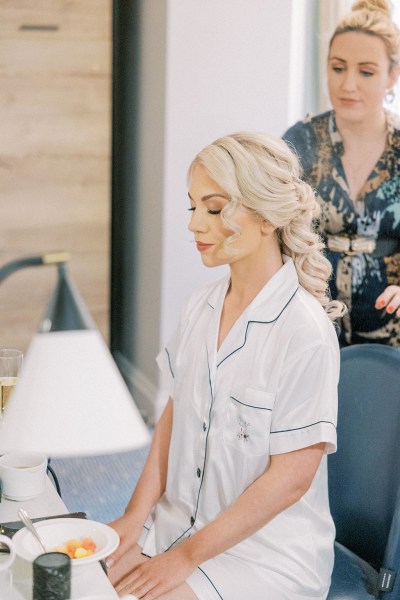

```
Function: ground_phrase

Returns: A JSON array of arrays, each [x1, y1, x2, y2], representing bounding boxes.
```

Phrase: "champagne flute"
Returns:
[[0, 349, 23, 413]]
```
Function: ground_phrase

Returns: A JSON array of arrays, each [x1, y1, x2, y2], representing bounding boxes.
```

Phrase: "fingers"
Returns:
[[105, 554, 117, 569], [116, 568, 159, 599], [108, 544, 148, 586], [115, 556, 179, 599], [106, 527, 141, 568], [375, 285, 400, 316], [106, 539, 128, 568], [115, 571, 143, 595], [112, 547, 192, 599]]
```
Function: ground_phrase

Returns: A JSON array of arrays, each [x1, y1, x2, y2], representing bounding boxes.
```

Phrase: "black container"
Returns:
[[33, 552, 71, 600]]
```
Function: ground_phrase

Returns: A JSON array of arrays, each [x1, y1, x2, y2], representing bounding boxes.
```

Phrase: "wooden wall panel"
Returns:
[[0, 0, 111, 352]]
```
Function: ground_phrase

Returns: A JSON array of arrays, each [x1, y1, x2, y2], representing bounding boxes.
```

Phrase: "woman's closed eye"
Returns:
[[188, 207, 222, 215]]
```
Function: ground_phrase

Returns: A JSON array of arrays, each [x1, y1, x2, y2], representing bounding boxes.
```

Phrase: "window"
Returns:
[[387, 4, 400, 113]]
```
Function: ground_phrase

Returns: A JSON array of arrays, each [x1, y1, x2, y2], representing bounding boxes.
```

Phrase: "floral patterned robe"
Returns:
[[284, 110, 400, 346]]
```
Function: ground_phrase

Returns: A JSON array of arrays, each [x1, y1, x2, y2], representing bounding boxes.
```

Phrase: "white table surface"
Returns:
[[0, 476, 119, 599]]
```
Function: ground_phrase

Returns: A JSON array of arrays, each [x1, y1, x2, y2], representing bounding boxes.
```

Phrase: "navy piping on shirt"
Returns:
[[162, 287, 298, 552], [165, 346, 216, 552], [216, 287, 299, 368], [197, 567, 224, 599], [271, 419, 336, 434], [165, 347, 174, 378], [230, 396, 272, 411]]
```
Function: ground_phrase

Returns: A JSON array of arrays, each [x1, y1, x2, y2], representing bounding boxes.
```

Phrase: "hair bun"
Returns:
[[351, 0, 391, 16]]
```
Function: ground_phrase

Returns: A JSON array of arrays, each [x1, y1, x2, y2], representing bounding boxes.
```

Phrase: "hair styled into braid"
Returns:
[[187, 132, 346, 320], [330, 0, 400, 68]]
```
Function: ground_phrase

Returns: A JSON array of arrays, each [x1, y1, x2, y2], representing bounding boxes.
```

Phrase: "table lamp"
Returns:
[[0, 257, 150, 457]]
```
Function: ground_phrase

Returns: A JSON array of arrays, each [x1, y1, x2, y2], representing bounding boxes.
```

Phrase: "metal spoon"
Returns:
[[18, 508, 47, 554]]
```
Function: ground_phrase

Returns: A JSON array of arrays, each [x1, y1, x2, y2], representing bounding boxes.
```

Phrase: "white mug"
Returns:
[[0, 534, 15, 571], [0, 452, 47, 501]]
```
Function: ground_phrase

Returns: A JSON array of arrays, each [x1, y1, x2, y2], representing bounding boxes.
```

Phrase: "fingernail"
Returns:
[[387, 306, 394, 313], [105, 558, 114, 568]]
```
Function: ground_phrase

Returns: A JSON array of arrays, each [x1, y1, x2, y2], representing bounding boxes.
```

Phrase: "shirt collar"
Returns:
[[207, 256, 299, 324]]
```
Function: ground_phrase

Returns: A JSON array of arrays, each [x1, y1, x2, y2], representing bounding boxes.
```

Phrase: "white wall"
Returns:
[[160, 0, 294, 354]]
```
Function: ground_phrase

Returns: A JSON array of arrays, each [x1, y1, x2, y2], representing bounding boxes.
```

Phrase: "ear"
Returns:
[[260, 219, 276, 236]]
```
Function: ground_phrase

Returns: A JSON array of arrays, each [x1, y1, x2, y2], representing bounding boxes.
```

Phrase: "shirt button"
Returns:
[[197, 467, 201, 478], [190, 516, 195, 526], [203, 422, 207, 432]]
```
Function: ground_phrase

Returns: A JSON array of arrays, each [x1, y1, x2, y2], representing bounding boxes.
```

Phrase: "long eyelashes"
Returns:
[[187, 207, 222, 215]]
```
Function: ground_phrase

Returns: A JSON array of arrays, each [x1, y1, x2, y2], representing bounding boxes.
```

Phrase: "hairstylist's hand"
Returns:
[[375, 285, 400, 317], [106, 513, 144, 570]]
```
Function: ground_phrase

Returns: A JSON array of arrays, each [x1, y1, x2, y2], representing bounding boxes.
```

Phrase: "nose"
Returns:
[[341, 69, 357, 92], [188, 209, 208, 233]]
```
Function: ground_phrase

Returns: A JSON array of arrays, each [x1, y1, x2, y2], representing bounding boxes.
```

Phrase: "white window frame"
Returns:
[[317, 0, 353, 112], [388, 4, 400, 113]]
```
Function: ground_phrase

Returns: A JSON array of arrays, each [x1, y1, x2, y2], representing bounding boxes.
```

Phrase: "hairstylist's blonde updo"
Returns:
[[187, 132, 346, 321], [330, 0, 400, 67]]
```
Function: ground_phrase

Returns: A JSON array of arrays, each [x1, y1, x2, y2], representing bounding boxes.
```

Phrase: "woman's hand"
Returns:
[[106, 513, 143, 570], [375, 285, 400, 317], [115, 546, 196, 599]]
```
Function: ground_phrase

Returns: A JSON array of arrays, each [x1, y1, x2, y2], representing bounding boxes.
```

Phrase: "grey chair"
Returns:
[[327, 344, 400, 599]]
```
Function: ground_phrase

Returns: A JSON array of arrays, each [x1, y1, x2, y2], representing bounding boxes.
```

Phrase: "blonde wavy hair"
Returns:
[[188, 132, 346, 321], [330, 0, 400, 67]]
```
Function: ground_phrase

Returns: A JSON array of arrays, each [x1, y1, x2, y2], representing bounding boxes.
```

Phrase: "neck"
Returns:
[[228, 245, 283, 304], [335, 109, 387, 146]]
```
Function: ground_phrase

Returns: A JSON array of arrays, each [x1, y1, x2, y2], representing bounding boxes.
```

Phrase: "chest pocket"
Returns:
[[223, 387, 275, 456]]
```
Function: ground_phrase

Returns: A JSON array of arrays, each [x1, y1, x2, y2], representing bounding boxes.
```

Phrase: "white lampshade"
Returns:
[[0, 330, 150, 457]]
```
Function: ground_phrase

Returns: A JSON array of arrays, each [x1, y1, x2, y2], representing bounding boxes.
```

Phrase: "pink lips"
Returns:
[[196, 242, 213, 252], [339, 98, 359, 106]]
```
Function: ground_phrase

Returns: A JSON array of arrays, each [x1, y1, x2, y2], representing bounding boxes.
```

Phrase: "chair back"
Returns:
[[328, 344, 400, 572]]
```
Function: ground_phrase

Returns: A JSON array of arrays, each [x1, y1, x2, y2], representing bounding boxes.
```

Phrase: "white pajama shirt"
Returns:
[[140, 258, 339, 600]]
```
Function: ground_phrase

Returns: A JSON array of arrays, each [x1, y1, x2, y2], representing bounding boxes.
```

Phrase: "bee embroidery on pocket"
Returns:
[[237, 417, 251, 442]]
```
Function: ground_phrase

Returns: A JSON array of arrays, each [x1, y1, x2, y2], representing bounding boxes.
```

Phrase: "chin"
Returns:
[[200, 256, 227, 269], [200, 256, 217, 268], [334, 107, 366, 124]]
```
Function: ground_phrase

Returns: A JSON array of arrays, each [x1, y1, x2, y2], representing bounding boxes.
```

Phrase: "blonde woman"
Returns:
[[106, 133, 345, 600], [284, 0, 400, 346]]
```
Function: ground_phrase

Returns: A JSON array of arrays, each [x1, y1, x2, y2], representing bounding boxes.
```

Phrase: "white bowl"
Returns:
[[12, 517, 120, 568]]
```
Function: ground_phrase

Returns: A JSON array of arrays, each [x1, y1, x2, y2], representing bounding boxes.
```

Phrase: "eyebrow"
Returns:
[[329, 56, 379, 67], [187, 192, 230, 201]]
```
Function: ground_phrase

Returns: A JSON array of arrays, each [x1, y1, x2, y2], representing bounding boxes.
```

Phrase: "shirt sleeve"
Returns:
[[156, 329, 180, 398], [270, 341, 339, 456], [156, 297, 192, 397]]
